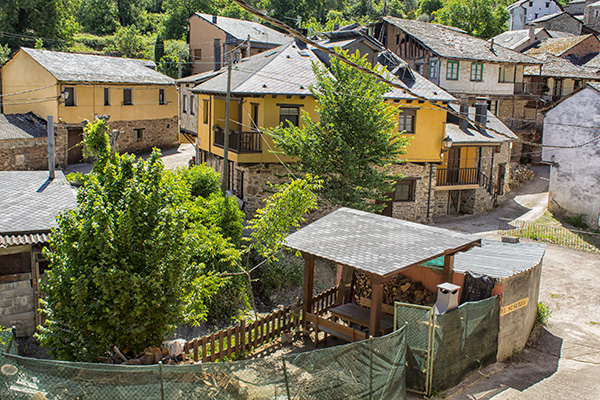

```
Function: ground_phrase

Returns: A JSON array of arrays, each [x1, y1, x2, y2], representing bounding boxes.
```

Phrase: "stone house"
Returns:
[[507, 0, 563, 31], [491, 26, 572, 53], [541, 82, 600, 229], [584, 1, 600, 30], [527, 11, 584, 35], [0, 48, 178, 167], [0, 170, 77, 336], [184, 36, 515, 222], [525, 33, 600, 64], [187, 13, 290, 75]]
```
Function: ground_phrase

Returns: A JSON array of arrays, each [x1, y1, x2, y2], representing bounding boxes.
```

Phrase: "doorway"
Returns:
[[67, 128, 84, 164], [448, 190, 461, 214]]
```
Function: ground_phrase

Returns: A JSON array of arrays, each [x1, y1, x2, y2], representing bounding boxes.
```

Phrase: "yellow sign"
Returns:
[[500, 297, 529, 316]]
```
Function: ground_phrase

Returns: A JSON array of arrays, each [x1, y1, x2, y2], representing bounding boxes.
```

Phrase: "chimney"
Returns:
[[475, 97, 488, 128], [459, 97, 469, 131], [212, 15, 217, 24], [529, 24, 535, 39], [490, 38, 494, 51], [47, 115, 55, 180], [213, 38, 221, 71], [434, 283, 461, 314]]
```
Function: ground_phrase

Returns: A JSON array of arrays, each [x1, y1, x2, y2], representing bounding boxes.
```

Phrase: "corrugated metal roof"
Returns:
[[0, 232, 50, 248], [21, 48, 174, 85], [0, 171, 77, 237], [383, 17, 540, 64], [284, 208, 480, 278], [0, 113, 47, 140], [453, 239, 546, 279], [193, 13, 289, 45]]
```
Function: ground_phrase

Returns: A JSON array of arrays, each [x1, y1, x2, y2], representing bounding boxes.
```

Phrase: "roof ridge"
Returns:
[[230, 41, 296, 91]]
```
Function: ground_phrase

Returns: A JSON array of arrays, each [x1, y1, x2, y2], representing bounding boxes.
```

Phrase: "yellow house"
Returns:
[[188, 39, 514, 221], [1, 48, 178, 165]]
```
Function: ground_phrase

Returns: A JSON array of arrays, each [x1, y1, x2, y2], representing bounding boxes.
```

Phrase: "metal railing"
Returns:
[[213, 127, 262, 153], [436, 167, 481, 187]]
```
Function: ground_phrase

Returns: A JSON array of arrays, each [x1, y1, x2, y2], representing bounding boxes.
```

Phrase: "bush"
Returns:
[[536, 302, 551, 325], [259, 255, 304, 293]]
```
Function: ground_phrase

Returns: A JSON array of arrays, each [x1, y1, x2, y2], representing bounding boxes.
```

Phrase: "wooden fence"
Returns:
[[183, 286, 338, 362]]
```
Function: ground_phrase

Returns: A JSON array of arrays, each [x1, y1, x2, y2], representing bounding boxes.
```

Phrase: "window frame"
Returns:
[[64, 86, 76, 107], [194, 48, 202, 60], [251, 103, 259, 130], [103, 87, 110, 106], [398, 108, 417, 134], [182, 94, 188, 113], [279, 105, 300, 127], [190, 95, 195, 115], [123, 88, 133, 106], [446, 61, 459, 80], [158, 88, 166, 105], [393, 179, 417, 202], [470, 62, 484, 82], [203, 99, 209, 124], [429, 60, 438, 79]]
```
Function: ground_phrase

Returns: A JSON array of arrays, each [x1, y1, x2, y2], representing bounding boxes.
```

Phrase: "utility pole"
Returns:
[[221, 55, 233, 193], [178, 51, 182, 79], [47, 116, 55, 180]]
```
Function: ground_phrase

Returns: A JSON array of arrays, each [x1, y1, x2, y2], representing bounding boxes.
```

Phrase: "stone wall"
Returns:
[[0, 128, 68, 171], [535, 14, 582, 35], [0, 277, 35, 337], [387, 162, 436, 224], [106, 117, 179, 154]]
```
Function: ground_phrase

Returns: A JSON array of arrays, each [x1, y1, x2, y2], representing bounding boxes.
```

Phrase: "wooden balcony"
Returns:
[[436, 167, 483, 189], [213, 127, 262, 153]]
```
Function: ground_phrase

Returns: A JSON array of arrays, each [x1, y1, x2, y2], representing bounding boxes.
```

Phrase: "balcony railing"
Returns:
[[214, 128, 262, 153], [436, 167, 481, 187], [514, 82, 543, 96]]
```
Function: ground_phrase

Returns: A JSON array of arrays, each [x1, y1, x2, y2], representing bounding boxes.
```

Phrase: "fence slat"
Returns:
[[218, 330, 225, 362], [227, 327, 233, 359], [193, 338, 199, 362], [210, 333, 216, 362], [241, 319, 246, 354]]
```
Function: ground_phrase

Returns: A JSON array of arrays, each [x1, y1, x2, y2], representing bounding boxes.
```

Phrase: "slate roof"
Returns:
[[192, 13, 289, 45], [319, 28, 384, 51], [453, 239, 545, 280], [284, 208, 481, 278], [192, 41, 456, 102], [524, 53, 600, 78], [492, 29, 548, 51], [0, 171, 77, 241], [19, 48, 174, 85], [445, 105, 518, 144], [0, 113, 47, 140], [382, 17, 540, 64], [525, 34, 596, 56], [584, 52, 600, 68], [528, 11, 575, 24]]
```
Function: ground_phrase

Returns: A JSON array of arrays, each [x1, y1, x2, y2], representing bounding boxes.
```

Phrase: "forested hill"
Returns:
[[0, 0, 566, 75]]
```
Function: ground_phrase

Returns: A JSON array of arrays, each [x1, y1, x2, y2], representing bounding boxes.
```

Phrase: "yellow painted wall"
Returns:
[[1, 51, 59, 119], [1, 49, 177, 124], [440, 146, 479, 168]]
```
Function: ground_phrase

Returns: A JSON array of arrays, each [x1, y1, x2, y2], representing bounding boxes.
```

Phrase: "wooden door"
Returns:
[[448, 190, 460, 214], [447, 147, 461, 184], [67, 128, 84, 164]]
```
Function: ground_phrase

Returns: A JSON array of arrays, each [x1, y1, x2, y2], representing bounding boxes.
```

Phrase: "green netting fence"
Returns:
[[0, 327, 407, 400], [0, 328, 17, 356]]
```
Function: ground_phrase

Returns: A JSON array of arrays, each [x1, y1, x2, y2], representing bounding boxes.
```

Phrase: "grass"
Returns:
[[536, 302, 551, 326]]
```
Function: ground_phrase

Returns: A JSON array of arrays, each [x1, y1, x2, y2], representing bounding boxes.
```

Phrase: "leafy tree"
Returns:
[[267, 50, 408, 213], [154, 33, 165, 64], [0, 44, 10, 66], [418, 0, 443, 17], [162, 0, 212, 40], [104, 26, 146, 58], [77, 0, 120, 35], [433, 0, 508, 39], [156, 39, 191, 78]]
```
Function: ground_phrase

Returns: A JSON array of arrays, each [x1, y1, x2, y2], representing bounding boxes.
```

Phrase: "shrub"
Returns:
[[568, 214, 588, 229], [259, 255, 304, 293], [536, 302, 551, 325]]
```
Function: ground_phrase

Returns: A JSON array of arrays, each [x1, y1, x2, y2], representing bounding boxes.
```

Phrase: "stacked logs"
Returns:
[[101, 343, 194, 365], [353, 272, 436, 306]]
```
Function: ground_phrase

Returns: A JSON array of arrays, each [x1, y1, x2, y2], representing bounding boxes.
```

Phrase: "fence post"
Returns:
[[159, 361, 165, 400], [369, 337, 373, 400], [282, 358, 292, 400]]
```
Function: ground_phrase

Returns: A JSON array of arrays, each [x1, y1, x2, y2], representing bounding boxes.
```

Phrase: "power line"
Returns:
[[228, 0, 600, 150]]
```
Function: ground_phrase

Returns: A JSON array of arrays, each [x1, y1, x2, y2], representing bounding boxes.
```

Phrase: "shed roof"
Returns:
[[524, 53, 600, 78], [525, 34, 596, 56], [284, 208, 481, 278], [445, 105, 518, 144], [0, 113, 47, 140], [191, 13, 289, 45], [453, 239, 546, 279], [0, 171, 77, 239], [18, 48, 174, 85], [382, 17, 540, 64]]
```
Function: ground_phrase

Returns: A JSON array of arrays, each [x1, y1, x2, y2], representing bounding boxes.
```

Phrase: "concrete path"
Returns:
[[63, 143, 195, 175]]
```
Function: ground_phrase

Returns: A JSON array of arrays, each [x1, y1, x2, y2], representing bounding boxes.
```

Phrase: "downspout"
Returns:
[[208, 94, 212, 155], [426, 163, 433, 222]]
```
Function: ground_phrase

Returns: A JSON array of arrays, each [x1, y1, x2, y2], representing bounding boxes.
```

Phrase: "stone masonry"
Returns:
[[387, 162, 437, 224], [0, 129, 68, 171], [0, 277, 35, 337]]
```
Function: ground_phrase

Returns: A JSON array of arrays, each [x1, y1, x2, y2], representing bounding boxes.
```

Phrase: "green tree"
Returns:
[[433, 0, 508, 39], [77, 0, 120, 35], [162, 0, 212, 40], [154, 33, 165, 64], [0, 44, 10, 66], [104, 25, 146, 58], [267, 50, 408, 213], [418, 0, 443, 17]]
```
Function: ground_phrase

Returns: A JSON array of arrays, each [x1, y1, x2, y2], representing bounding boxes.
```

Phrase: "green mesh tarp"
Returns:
[[0, 328, 407, 400], [0, 329, 17, 355], [432, 296, 500, 390]]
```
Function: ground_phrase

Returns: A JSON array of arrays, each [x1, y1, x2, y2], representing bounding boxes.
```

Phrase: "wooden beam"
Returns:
[[369, 282, 384, 337], [302, 255, 315, 330], [335, 265, 354, 306], [443, 253, 455, 283]]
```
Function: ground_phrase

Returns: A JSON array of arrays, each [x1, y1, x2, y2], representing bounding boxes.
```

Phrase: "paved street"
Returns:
[[421, 166, 600, 400]]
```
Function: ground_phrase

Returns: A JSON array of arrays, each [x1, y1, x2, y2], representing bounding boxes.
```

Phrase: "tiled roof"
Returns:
[[19, 48, 174, 85], [453, 239, 546, 279], [0, 233, 50, 248], [383, 17, 540, 64], [284, 208, 480, 277], [193, 13, 289, 45], [525, 34, 595, 56], [0, 171, 77, 238], [192, 41, 456, 102], [524, 53, 600, 78], [0, 113, 47, 140], [445, 104, 518, 144]]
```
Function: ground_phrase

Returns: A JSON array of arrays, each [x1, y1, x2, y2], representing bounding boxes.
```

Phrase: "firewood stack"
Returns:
[[101, 342, 194, 365], [353, 272, 436, 306]]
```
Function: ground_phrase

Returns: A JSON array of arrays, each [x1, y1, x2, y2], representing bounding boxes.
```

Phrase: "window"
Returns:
[[416, 63, 424, 75], [279, 106, 299, 127], [182, 95, 188, 113], [396, 34, 401, 45], [0, 252, 30, 276], [251, 103, 259, 130], [104, 88, 110, 106], [498, 65, 514, 83], [470, 63, 483, 81], [190, 96, 195, 115], [446, 61, 459, 80], [123, 88, 133, 105], [194, 48, 202, 60], [488, 100, 499, 116], [134, 128, 144, 142], [159, 89, 166, 105], [64, 87, 75, 107], [203, 99, 209, 124], [398, 108, 416, 134], [393, 179, 416, 202], [553, 79, 563, 97], [545, 2, 550, 7], [429, 60, 438, 79], [528, 1, 533, 6], [573, 79, 582, 90]]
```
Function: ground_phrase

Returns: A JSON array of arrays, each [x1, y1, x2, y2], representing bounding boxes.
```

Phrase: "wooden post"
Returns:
[[369, 279, 384, 337], [335, 265, 354, 306], [443, 253, 455, 283], [240, 319, 246, 354], [302, 254, 315, 330]]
